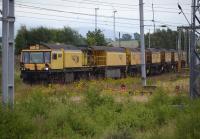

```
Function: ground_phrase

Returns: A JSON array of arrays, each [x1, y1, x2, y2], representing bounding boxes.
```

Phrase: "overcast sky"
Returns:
[[0, 0, 191, 38]]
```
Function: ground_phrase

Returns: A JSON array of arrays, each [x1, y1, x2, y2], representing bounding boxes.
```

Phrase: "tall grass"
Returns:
[[0, 86, 200, 139]]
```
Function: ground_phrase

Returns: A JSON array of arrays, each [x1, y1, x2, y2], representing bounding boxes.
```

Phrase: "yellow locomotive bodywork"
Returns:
[[165, 52, 172, 63], [21, 44, 83, 71], [131, 52, 141, 65], [146, 49, 161, 64], [106, 52, 126, 66], [125, 48, 141, 65], [152, 52, 161, 64], [64, 51, 83, 68], [92, 46, 126, 66]]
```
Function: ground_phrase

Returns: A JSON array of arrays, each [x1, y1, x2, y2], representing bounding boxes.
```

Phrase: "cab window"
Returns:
[[52, 53, 57, 60], [22, 51, 51, 64], [22, 52, 30, 64], [30, 52, 43, 63], [44, 52, 51, 63]]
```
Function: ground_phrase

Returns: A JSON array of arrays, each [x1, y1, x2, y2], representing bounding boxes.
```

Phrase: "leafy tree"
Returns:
[[86, 29, 107, 46], [144, 28, 178, 50], [134, 33, 140, 41], [15, 26, 86, 54], [122, 34, 132, 41], [15, 25, 29, 54]]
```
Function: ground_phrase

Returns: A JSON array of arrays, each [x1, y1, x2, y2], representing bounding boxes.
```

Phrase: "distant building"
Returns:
[[109, 40, 139, 48]]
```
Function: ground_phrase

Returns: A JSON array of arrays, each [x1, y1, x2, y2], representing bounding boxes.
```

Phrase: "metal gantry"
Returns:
[[2, 0, 15, 108], [190, 0, 200, 98]]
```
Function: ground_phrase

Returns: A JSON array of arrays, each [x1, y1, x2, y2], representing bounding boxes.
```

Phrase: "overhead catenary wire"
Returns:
[[16, 3, 152, 21], [15, 2, 188, 26], [15, 0, 192, 13], [16, 10, 142, 26], [0, 0, 189, 34]]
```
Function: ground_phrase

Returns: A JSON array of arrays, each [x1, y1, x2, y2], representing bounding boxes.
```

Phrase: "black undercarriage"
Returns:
[[21, 63, 179, 84]]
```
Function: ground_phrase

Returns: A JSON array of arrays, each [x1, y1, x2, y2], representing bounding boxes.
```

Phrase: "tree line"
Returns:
[[15, 26, 108, 54], [15, 26, 185, 54]]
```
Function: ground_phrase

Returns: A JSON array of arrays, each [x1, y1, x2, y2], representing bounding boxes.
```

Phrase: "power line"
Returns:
[[16, 3, 154, 22], [15, 0, 115, 11], [10, 1, 189, 30], [15, 2, 188, 26], [16, 10, 142, 26], [16, 15, 143, 29], [60, 0, 139, 8], [15, 0, 191, 13]]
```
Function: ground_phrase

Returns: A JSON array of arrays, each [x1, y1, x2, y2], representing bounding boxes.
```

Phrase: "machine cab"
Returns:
[[20, 44, 64, 71]]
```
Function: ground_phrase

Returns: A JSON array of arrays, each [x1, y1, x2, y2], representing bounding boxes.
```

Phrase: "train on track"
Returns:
[[20, 43, 187, 83]]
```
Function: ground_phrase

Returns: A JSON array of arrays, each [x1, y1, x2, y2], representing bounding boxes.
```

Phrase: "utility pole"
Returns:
[[113, 10, 117, 41], [149, 29, 151, 48], [95, 8, 99, 31], [139, 0, 147, 86], [184, 30, 188, 67], [188, 30, 191, 65], [2, 0, 15, 108], [152, 3, 156, 33], [118, 32, 121, 47], [190, 0, 200, 98], [177, 29, 182, 72]]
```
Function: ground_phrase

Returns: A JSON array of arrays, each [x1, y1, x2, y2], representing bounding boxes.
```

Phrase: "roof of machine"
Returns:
[[42, 43, 80, 51], [91, 46, 125, 52]]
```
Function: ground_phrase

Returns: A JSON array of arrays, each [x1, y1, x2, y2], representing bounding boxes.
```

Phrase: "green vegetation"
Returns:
[[122, 34, 132, 41], [86, 29, 107, 46], [15, 26, 86, 54], [0, 72, 199, 139], [0, 67, 195, 139], [144, 29, 184, 50]]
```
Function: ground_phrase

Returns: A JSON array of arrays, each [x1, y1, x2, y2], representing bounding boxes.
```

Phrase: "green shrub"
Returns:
[[20, 92, 51, 118], [175, 100, 200, 139], [85, 87, 114, 110], [0, 107, 34, 139], [103, 128, 134, 139]]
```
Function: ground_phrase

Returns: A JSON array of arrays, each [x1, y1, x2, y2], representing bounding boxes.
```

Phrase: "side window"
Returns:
[[52, 53, 57, 60], [44, 52, 51, 63]]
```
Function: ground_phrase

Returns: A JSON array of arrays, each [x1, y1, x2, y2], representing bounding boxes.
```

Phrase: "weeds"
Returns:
[[0, 72, 198, 139]]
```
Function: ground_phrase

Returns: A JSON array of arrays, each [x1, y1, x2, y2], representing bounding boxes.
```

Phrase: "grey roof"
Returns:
[[91, 46, 125, 52], [126, 47, 141, 52], [146, 48, 161, 52], [42, 43, 80, 51], [110, 40, 139, 48]]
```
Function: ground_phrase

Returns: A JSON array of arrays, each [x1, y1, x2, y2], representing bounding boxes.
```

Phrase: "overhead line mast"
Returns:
[[190, 0, 200, 98], [139, 0, 147, 86], [2, 0, 15, 108]]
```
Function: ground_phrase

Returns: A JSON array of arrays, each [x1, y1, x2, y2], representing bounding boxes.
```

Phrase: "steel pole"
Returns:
[[149, 29, 151, 48], [152, 3, 156, 33], [2, 0, 15, 108], [139, 0, 147, 86], [113, 11, 117, 41], [95, 8, 99, 31], [190, 0, 196, 98]]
